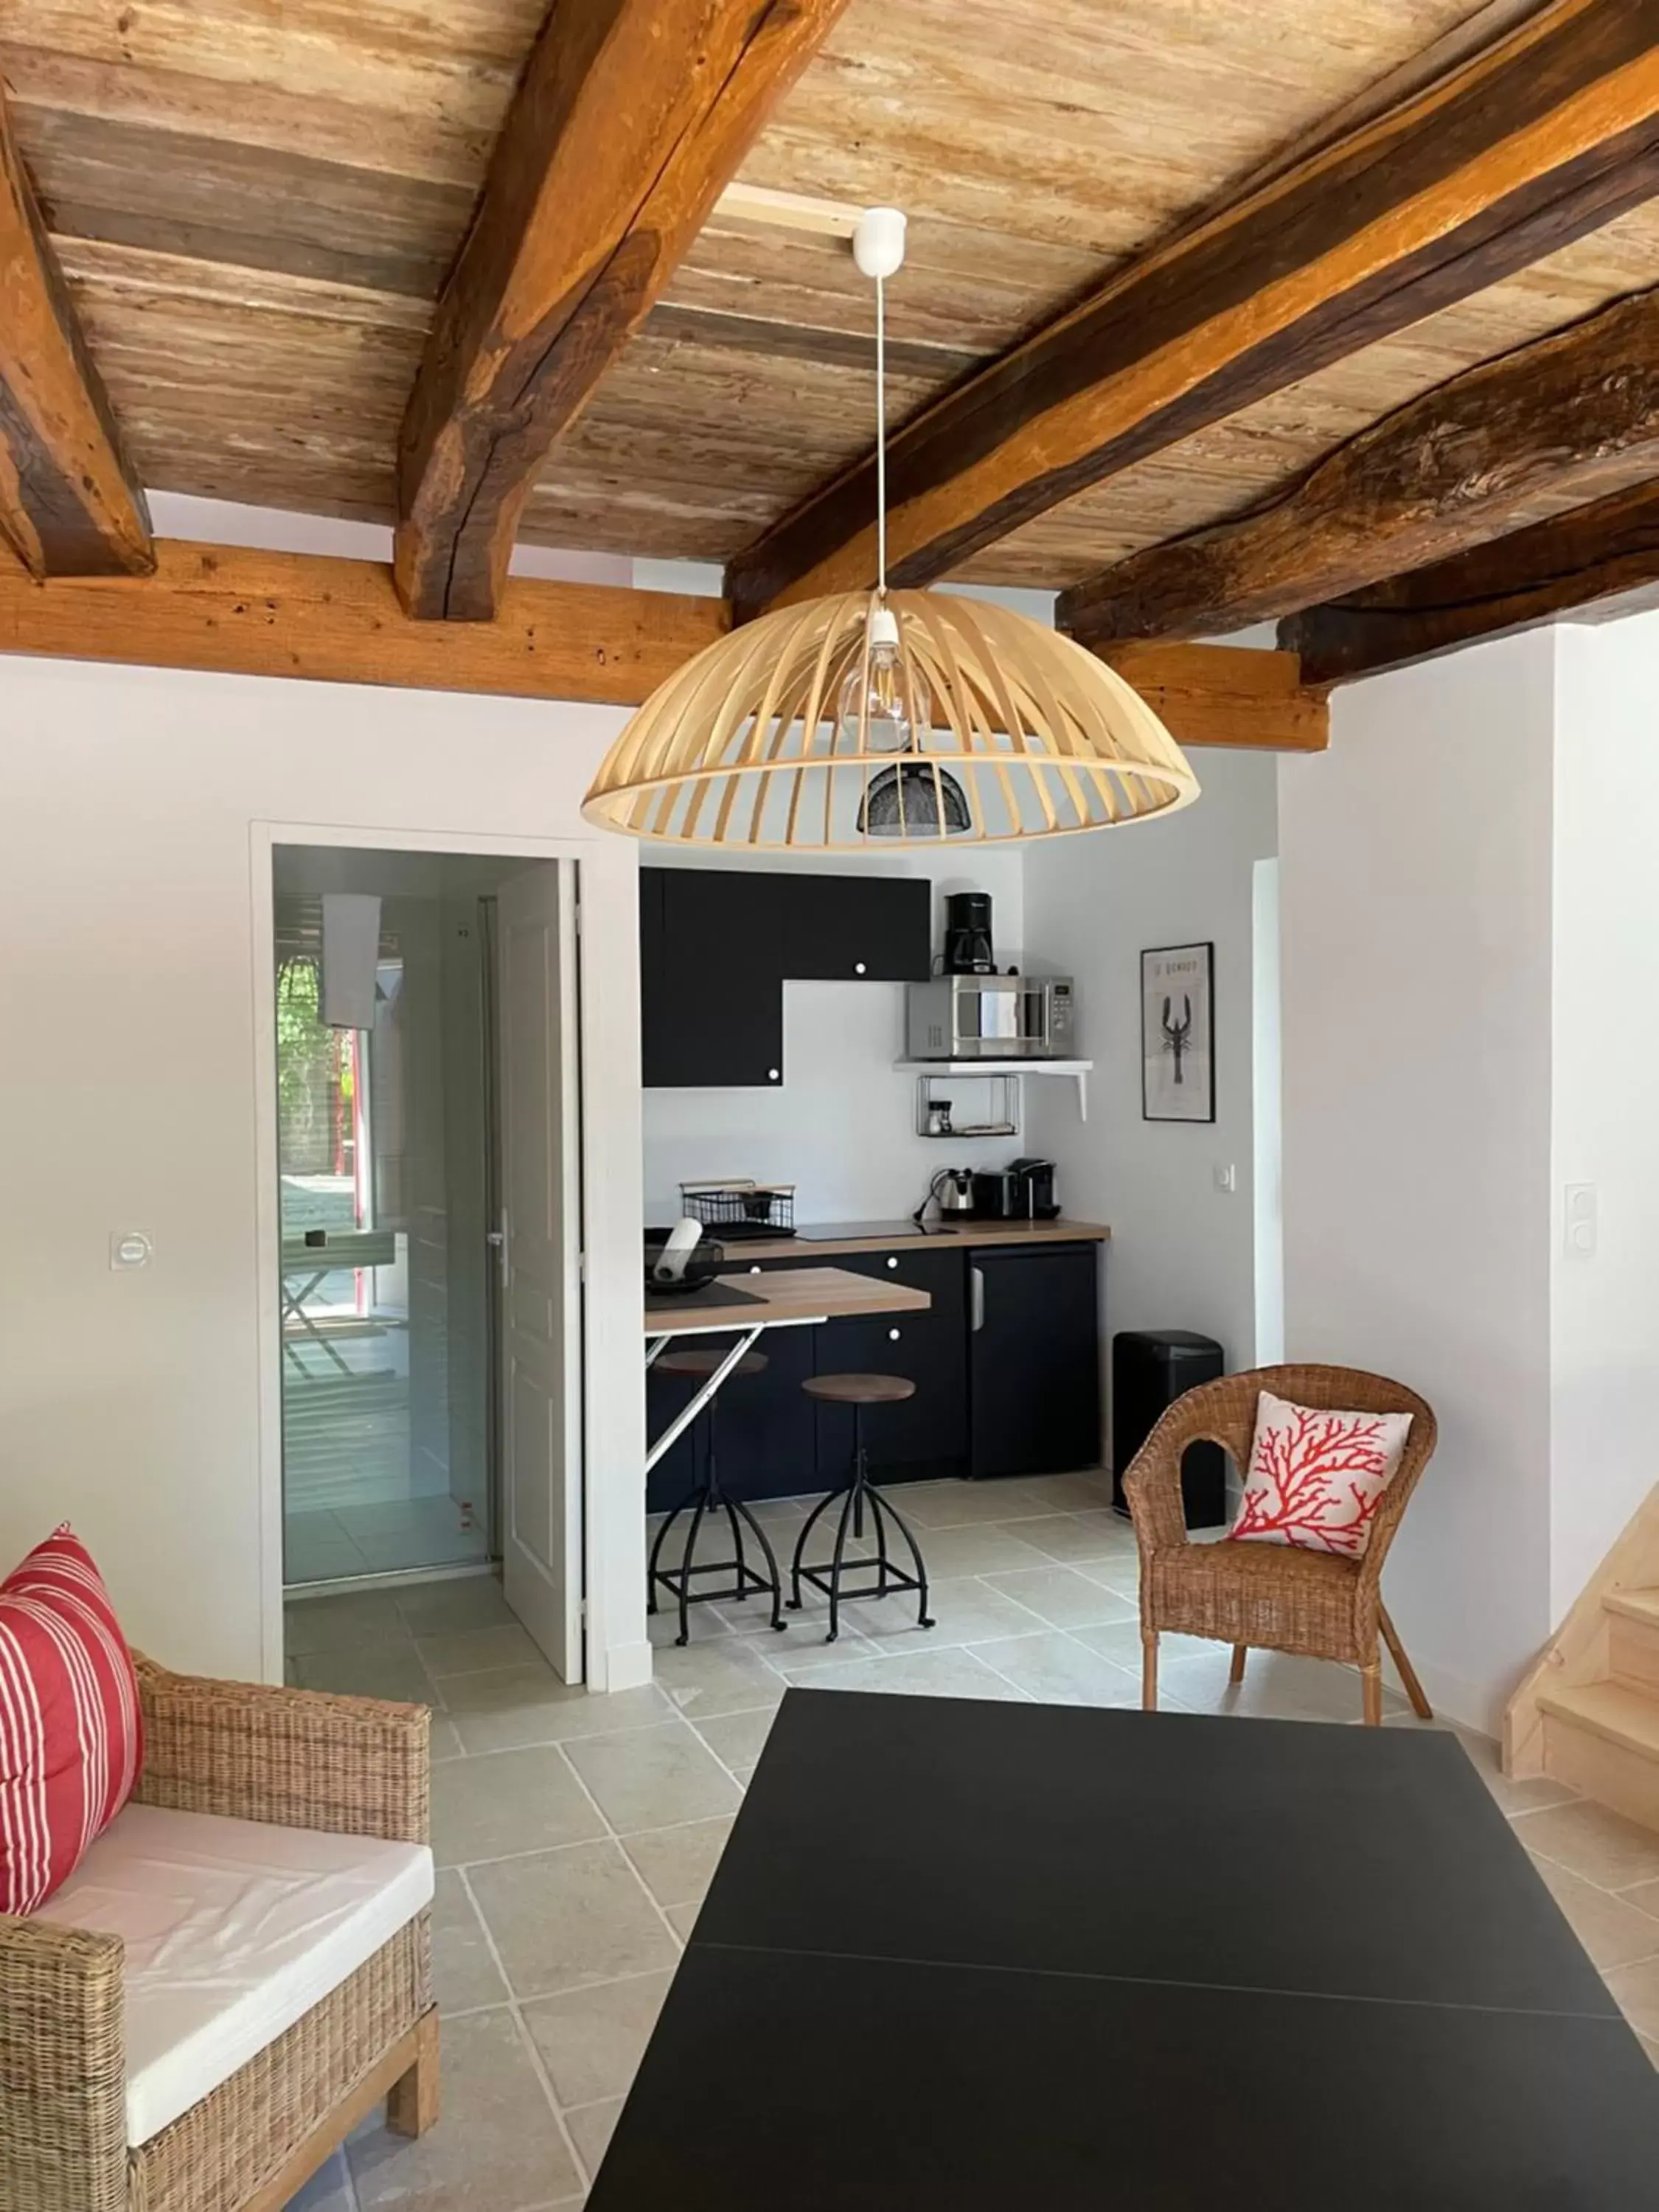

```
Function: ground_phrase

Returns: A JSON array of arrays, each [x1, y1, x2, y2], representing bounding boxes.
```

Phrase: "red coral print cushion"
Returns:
[[0, 1526, 144, 1914], [1230, 1391, 1413, 1559]]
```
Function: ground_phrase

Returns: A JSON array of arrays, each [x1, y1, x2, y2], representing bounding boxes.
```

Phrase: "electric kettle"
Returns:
[[926, 1167, 975, 1219]]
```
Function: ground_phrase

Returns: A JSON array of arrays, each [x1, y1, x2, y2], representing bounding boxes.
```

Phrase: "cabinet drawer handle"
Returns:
[[888, 1327, 901, 1342], [886, 1256, 899, 1270], [750, 1265, 762, 1276], [855, 961, 867, 975], [971, 1265, 985, 1333], [768, 1068, 780, 1082]]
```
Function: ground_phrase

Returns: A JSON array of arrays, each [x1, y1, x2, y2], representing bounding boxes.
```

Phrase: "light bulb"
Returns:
[[837, 605, 930, 755]]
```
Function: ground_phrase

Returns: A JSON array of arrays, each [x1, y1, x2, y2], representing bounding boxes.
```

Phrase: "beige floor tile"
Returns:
[[619, 1816, 734, 1909], [731, 1765, 757, 1790], [693, 1706, 776, 1770], [981, 1566, 1138, 1630], [1638, 2029, 1659, 2070], [650, 1636, 786, 1720], [1014, 1472, 1116, 1513], [900, 1482, 1045, 1529], [566, 2098, 623, 2187], [1528, 1851, 1659, 1972], [1069, 1618, 1208, 1670], [429, 1713, 465, 1763], [348, 2007, 582, 2211], [667, 1900, 700, 1941], [445, 1669, 672, 1754], [564, 1722, 741, 1833], [785, 1646, 1027, 1700], [285, 2149, 354, 2211], [468, 1842, 680, 1997], [647, 1602, 732, 1646], [284, 1591, 409, 1656], [1618, 1874, 1659, 1919], [395, 1576, 517, 1635], [1509, 1800, 1659, 1892], [1158, 1647, 1391, 1725], [896, 1520, 1059, 1577], [969, 1632, 1146, 1708], [1603, 1954, 1659, 2040], [292, 1642, 443, 1707], [522, 1972, 672, 2107], [431, 1746, 605, 1868], [761, 1619, 882, 1669], [419, 1624, 543, 1677], [998, 1512, 1138, 1565], [839, 1576, 1046, 1648], [431, 1868, 510, 2014]]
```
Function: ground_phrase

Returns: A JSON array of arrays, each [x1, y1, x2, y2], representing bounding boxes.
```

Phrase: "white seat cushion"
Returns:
[[35, 1800, 433, 2146]]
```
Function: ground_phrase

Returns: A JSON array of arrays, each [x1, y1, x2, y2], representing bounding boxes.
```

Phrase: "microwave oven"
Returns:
[[905, 975, 1075, 1060]]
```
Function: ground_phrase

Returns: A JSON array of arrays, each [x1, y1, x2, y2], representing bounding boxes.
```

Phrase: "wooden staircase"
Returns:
[[1507, 1498, 1659, 1832]]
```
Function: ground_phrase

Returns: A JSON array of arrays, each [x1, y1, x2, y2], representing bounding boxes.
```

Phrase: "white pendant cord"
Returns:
[[875, 269, 888, 601]]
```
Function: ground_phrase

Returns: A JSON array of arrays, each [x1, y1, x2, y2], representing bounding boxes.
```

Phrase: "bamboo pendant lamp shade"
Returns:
[[580, 588, 1200, 850]]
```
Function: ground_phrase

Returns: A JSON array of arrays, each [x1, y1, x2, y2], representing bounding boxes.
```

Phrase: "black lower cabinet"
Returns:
[[813, 1249, 968, 1486], [645, 1315, 817, 1514], [969, 1243, 1102, 1480]]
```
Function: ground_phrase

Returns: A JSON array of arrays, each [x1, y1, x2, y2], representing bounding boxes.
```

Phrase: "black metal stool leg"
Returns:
[[870, 1484, 934, 1629], [675, 1487, 711, 1647], [866, 1479, 894, 1601], [647, 1494, 691, 1614], [790, 1485, 842, 1610], [730, 1495, 787, 1630], [824, 1469, 861, 1644]]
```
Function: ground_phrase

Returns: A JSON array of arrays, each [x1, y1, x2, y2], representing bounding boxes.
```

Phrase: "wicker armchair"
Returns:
[[1121, 1363, 1438, 1727], [0, 1655, 437, 2212]]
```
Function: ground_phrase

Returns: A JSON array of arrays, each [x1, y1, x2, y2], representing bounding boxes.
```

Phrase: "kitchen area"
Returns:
[[640, 857, 1117, 1638]]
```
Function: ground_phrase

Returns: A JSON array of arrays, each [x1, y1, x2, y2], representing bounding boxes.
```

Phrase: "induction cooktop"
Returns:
[[793, 1220, 959, 1240]]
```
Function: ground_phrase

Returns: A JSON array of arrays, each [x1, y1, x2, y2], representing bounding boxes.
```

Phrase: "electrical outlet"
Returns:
[[110, 1231, 153, 1270], [1563, 1183, 1597, 1259], [1214, 1163, 1237, 1194]]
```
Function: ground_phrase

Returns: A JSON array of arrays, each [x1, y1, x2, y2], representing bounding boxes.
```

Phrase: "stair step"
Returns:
[[1603, 1586, 1659, 1629], [1537, 1678, 1659, 1759]]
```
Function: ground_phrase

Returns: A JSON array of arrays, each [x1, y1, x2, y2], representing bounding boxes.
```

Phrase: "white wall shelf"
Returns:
[[897, 1059, 1093, 1120]]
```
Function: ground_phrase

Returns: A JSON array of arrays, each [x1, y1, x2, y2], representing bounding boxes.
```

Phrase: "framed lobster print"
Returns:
[[1141, 942, 1214, 1123]]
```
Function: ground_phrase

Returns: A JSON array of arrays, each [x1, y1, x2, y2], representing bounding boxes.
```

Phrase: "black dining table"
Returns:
[[588, 1688, 1659, 2209]]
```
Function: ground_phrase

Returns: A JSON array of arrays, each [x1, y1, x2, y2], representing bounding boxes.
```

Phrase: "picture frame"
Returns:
[[1141, 942, 1215, 1123]]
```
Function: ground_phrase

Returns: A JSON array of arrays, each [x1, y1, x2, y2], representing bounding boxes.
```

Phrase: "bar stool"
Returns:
[[791, 1374, 934, 1643], [648, 1346, 786, 1646]]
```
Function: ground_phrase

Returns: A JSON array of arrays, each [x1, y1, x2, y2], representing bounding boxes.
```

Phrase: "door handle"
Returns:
[[487, 1207, 509, 1288], [970, 1266, 985, 1333]]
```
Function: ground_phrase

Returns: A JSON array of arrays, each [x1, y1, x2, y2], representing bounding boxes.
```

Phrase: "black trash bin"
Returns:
[[1111, 1329, 1226, 1528]]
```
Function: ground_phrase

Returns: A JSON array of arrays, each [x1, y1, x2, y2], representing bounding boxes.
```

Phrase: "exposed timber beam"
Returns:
[[0, 540, 730, 706], [0, 80, 151, 578], [726, 0, 1659, 621], [395, 0, 846, 623], [0, 543, 1321, 749], [1281, 478, 1659, 684], [1093, 644, 1328, 753], [1060, 286, 1659, 646]]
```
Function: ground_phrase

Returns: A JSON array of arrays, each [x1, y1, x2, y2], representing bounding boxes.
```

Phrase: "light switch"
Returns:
[[110, 1231, 153, 1270], [1214, 1163, 1237, 1194], [1564, 1183, 1598, 1259]]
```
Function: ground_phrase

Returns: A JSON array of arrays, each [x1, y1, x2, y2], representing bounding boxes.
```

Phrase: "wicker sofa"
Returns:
[[0, 1655, 437, 2212]]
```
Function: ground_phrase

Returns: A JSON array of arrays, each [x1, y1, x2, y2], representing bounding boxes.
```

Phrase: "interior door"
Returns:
[[496, 861, 583, 1679]]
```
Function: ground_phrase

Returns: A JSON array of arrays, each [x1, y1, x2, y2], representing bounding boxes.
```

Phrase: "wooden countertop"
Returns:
[[698, 1218, 1110, 1263], [645, 1265, 932, 1337]]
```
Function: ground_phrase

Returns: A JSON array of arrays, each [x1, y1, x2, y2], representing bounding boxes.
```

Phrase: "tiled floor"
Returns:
[[285, 1471, 1659, 2211]]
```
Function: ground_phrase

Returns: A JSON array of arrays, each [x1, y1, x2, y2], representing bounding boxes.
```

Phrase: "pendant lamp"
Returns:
[[582, 209, 1199, 851]]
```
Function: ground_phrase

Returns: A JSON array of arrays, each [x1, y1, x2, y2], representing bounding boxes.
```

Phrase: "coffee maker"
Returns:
[[943, 891, 995, 975]]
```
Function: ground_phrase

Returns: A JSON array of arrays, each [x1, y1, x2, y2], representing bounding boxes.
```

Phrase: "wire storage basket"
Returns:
[[678, 1180, 796, 1239]]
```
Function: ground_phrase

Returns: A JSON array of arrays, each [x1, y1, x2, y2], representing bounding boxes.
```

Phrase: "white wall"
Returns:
[[641, 848, 1026, 1224], [1279, 632, 1559, 1733], [1549, 614, 1659, 1615], [1021, 748, 1279, 1413], [0, 656, 644, 1689]]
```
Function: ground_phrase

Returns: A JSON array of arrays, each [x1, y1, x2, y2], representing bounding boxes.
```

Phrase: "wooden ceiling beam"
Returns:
[[1281, 477, 1659, 683], [1060, 286, 1659, 647], [0, 81, 151, 578], [0, 540, 729, 706], [0, 541, 1321, 748], [726, 0, 1659, 620], [394, 0, 846, 624]]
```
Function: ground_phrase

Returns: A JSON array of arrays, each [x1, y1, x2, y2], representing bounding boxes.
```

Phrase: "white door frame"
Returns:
[[249, 819, 650, 1696]]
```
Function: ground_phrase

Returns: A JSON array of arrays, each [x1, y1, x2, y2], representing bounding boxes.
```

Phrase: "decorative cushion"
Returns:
[[1230, 1391, 1413, 1558], [0, 1525, 144, 1914], [36, 1801, 434, 2146]]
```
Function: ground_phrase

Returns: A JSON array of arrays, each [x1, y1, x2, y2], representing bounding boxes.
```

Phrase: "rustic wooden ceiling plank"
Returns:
[[0, 82, 150, 577], [1091, 644, 1329, 754], [1058, 285, 1659, 644], [726, 0, 1659, 619], [0, 539, 729, 704], [1281, 477, 1659, 682], [394, 0, 848, 622]]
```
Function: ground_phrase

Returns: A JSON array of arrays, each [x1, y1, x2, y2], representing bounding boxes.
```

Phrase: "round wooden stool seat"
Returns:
[[802, 1371, 916, 1406], [658, 1346, 769, 1379]]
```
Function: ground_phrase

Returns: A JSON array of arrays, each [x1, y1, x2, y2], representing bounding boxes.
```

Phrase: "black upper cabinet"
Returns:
[[640, 866, 932, 1088], [969, 1243, 1102, 1481], [784, 874, 931, 983], [640, 869, 785, 1089]]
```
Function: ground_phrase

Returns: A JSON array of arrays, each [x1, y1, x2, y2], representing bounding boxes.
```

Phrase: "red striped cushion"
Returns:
[[0, 1526, 144, 1915]]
